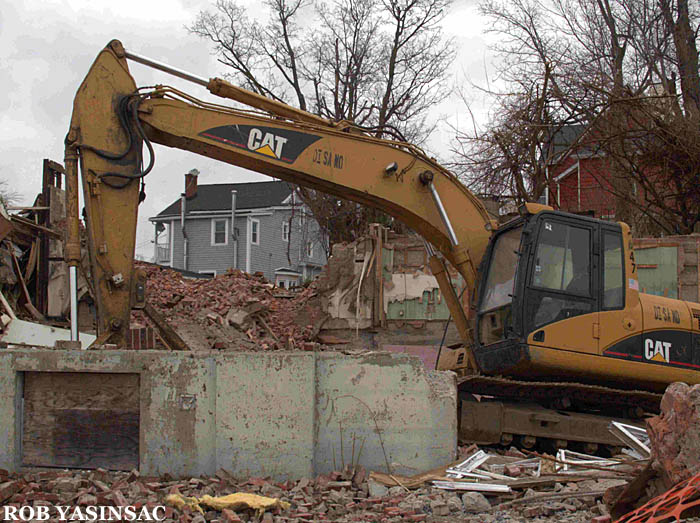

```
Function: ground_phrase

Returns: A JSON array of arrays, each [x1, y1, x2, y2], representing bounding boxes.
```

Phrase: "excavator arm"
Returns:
[[65, 40, 494, 357]]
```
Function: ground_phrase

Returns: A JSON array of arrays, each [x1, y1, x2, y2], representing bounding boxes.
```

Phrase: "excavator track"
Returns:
[[457, 375, 662, 415], [456, 375, 659, 453]]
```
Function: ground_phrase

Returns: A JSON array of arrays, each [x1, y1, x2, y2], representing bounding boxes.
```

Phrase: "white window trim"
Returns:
[[250, 218, 260, 245], [306, 240, 313, 258], [211, 218, 229, 246], [199, 270, 217, 277], [282, 221, 290, 242]]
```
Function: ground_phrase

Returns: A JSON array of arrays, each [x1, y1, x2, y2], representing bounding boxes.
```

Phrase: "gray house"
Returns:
[[150, 171, 327, 286]]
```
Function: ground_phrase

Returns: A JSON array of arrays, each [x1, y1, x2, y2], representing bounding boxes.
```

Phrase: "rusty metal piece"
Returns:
[[616, 472, 700, 522]]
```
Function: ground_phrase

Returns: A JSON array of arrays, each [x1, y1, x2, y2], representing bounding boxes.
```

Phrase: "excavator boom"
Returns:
[[65, 40, 493, 350]]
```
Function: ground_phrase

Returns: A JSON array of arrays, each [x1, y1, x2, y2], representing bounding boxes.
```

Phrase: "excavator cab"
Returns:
[[473, 208, 626, 376]]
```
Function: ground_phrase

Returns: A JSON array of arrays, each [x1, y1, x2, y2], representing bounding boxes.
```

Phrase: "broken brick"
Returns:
[[221, 509, 242, 522]]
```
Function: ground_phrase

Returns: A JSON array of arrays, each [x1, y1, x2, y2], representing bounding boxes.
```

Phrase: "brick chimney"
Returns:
[[185, 168, 199, 199]]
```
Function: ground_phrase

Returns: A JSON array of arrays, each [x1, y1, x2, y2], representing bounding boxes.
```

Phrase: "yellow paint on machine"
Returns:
[[525, 343, 700, 391]]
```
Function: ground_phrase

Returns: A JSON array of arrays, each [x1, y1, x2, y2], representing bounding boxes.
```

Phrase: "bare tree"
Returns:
[[190, 0, 455, 243], [0, 179, 19, 208], [453, 0, 700, 233]]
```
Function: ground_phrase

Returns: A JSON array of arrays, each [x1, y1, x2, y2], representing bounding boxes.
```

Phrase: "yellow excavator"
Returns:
[[65, 40, 700, 451]]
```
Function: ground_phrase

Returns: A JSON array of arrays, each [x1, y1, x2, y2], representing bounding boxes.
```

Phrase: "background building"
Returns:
[[150, 170, 327, 286]]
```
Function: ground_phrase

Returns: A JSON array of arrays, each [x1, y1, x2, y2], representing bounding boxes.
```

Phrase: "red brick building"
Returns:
[[545, 125, 620, 220]]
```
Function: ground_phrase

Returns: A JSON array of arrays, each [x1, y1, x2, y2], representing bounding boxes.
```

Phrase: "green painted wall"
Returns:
[[381, 245, 464, 320], [636, 246, 678, 298]]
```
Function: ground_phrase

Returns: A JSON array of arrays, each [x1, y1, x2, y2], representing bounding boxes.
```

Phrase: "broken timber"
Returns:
[[143, 303, 189, 351]]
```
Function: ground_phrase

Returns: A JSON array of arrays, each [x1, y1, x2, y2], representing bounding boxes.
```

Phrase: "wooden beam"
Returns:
[[24, 240, 38, 282], [6, 206, 50, 211], [0, 289, 17, 319], [10, 249, 44, 321], [9, 216, 61, 238], [144, 303, 190, 351]]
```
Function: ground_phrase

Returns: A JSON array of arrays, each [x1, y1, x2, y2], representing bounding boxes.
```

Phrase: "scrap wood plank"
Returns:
[[370, 444, 478, 488], [432, 480, 511, 493], [9, 249, 44, 321], [144, 302, 190, 351], [502, 474, 608, 490], [9, 215, 61, 238], [24, 240, 37, 281], [608, 462, 660, 520], [0, 207, 12, 243], [22, 372, 139, 470], [491, 489, 608, 511]]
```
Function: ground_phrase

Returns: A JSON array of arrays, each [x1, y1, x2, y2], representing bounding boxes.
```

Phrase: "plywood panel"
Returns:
[[22, 372, 139, 470]]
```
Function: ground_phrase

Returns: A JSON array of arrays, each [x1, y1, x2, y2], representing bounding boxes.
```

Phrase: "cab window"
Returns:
[[531, 222, 591, 296], [525, 221, 594, 331], [602, 231, 624, 309]]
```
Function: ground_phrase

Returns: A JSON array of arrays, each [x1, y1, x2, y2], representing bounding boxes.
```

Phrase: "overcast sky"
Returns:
[[1, 0, 492, 259]]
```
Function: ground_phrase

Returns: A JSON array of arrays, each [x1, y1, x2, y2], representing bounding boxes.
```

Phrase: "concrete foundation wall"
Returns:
[[0, 350, 456, 480]]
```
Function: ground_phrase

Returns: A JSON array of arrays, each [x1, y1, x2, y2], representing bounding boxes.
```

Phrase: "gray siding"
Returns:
[[247, 209, 327, 281], [185, 216, 236, 274], [160, 207, 327, 281]]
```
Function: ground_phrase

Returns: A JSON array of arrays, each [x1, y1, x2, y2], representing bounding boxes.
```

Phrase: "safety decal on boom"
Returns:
[[200, 125, 322, 164]]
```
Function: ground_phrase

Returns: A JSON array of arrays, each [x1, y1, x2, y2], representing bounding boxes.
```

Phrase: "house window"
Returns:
[[211, 219, 228, 246], [306, 241, 313, 258], [199, 270, 217, 277], [282, 221, 290, 242], [251, 219, 260, 245]]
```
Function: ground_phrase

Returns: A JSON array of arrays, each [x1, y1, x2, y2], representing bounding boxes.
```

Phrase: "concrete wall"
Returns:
[[0, 349, 456, 480]]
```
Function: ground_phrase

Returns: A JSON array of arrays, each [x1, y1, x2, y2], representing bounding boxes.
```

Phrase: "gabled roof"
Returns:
[[547, 125, 587, 157], [545, 123, 607, 164], [154, 181, 292, 218]]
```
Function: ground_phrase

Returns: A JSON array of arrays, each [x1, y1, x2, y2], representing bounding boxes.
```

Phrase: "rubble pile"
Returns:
[[133, 263, 326, 351], [602, 382, 700, 520], [0, 457, 622, 523], [647, 381, 700, 485]]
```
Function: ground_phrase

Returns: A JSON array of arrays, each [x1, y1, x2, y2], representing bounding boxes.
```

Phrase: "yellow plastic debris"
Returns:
[[166, 492, 291, 517], [165, 494, 204, 514]]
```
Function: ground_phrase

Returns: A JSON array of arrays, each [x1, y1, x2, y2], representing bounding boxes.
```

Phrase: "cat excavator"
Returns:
[[64, 40, 700, 452]]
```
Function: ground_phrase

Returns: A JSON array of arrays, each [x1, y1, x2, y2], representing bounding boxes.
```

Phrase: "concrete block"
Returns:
[[0, 349, 456, 480], [314, 352, 456, 476], [216, 353, 315, 480]]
